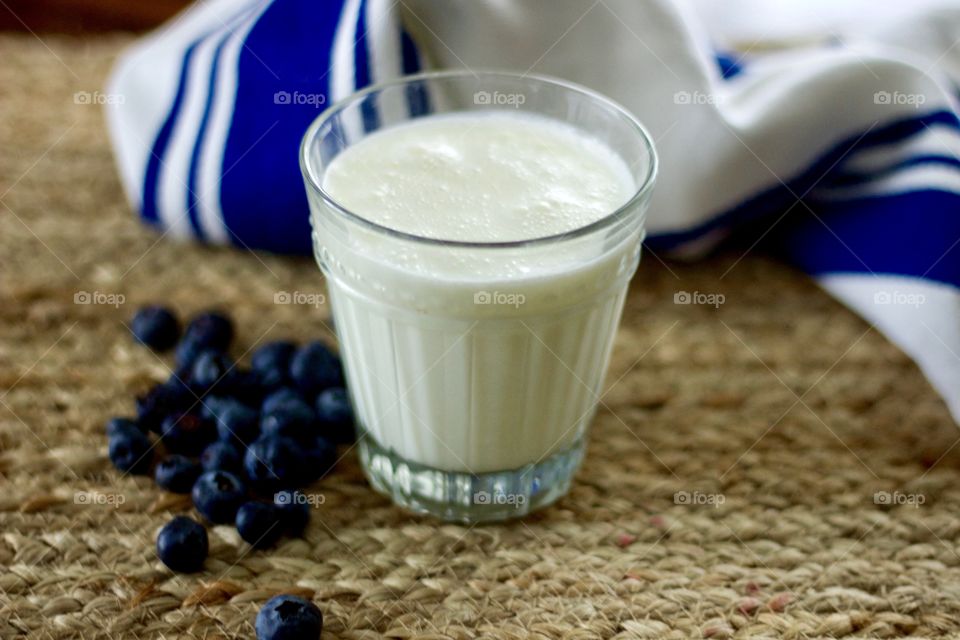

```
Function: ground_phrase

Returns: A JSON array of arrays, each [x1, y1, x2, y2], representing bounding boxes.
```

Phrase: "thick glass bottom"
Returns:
[[358, 433, 586, 523]]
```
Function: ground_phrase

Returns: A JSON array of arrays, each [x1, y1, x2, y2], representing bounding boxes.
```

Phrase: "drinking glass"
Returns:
[[300, 70, 657, 522]]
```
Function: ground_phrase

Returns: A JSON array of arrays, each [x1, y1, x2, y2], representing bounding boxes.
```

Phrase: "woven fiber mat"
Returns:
[[2, 34, 960, 640]]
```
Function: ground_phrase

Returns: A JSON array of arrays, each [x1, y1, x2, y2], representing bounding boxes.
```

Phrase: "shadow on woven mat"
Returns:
[[1, 34, 960, 640]]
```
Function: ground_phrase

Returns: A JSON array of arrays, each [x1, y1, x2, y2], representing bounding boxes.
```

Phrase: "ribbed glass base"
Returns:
[[358, 433, 586, 523]]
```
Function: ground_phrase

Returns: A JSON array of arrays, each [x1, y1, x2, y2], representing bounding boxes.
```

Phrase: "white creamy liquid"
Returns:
[[322, 112, 634, 242], [320, 111, 639, 473]]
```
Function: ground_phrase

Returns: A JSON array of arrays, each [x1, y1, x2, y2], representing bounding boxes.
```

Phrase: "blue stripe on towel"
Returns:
[[183, 32, 232, 241], [219, 0, 346, 254], [401, 27, 421, 75], [400, 28, 430, 116], [141, 40, 202, 226], [354, 0, 380, 131], [647, 110, 960, 252], [826, 155, 960, 187], [715, 52, 744, 80], [773, 190, 960, 288]]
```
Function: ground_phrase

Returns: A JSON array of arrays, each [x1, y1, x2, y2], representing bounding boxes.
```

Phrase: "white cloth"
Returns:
[[105, 0, 960, 420]]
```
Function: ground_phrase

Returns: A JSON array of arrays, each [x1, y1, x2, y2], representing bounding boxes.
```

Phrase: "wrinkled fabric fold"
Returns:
[[105, 0, 960, 421]]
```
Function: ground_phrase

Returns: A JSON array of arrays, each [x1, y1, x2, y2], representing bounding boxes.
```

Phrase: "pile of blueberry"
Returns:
[[107, 305, 350, 638]]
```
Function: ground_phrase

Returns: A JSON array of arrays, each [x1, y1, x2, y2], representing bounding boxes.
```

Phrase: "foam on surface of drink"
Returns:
[[322, 111, 634, 243]]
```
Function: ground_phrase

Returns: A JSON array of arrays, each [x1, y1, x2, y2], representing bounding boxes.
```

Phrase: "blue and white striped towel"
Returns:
[[105, 0, 960, 421]]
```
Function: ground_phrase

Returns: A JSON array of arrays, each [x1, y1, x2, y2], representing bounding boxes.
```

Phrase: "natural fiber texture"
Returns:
[[2, 34, 960, 639]]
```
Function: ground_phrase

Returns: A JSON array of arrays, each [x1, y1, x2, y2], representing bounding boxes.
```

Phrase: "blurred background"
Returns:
[[0, 0, 188, 32]]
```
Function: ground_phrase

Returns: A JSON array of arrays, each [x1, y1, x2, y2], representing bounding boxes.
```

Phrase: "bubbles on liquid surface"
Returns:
[[323, 111, 634, 244]]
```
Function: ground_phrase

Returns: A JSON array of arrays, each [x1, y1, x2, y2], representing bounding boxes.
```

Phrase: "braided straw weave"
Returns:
[[1, 34, 960, 639]]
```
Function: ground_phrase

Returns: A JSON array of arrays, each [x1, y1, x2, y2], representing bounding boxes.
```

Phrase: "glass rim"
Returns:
[[299, 69, 658, 250]]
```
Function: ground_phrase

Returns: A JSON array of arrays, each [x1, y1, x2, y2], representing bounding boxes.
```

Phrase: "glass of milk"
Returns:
[[300, 71, 656, 522]]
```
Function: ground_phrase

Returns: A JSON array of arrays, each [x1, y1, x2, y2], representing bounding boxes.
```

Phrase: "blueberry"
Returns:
[[244, 436, 308, 490], [174, 337, 208, 373], [261, 396, 316, 442], [303, 436, 337, 483], [256, 594, 323, 640], [136, 381, 194, 433], [274, 490, 310, 535], [165, 373, 200, 409], [289, 342, 342, 397], [192, 470, 247, 524], [201, 395, 235, 422], [106, 417, 143, 438], [251, 341, 297, 389], [161, 412, 216, 456], [261, 388, 302, 415], [191, 350, 237, 393], [206, 398, 260, 445], [154, 454, 202, 493], [184, 311, 234, 352], [236, 501, 284, 548], [315, 387, 355, 444], [201, 440, 243, 473], [130, 305, 180, 351], [156, 516, 208, 573], [231, 367, 269, 405], [108, 429, 154, 474], [164, 372, 195, 397]]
